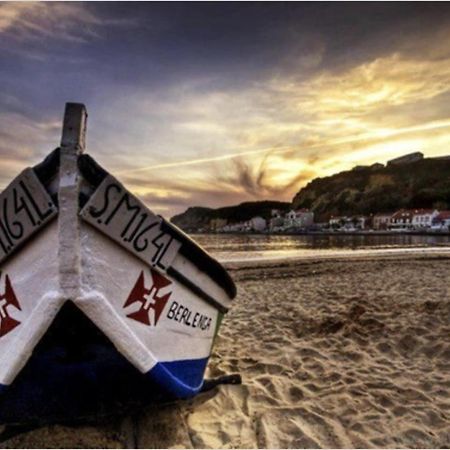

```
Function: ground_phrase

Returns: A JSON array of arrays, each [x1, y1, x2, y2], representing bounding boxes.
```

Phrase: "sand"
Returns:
[[1, 253, 450, 448]]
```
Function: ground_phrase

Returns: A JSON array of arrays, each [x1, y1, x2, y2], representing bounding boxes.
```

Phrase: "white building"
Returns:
[[411, 209, 439, 229]]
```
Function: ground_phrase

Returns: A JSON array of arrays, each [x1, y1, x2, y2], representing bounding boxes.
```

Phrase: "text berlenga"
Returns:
[[166, 301, 212, 331]]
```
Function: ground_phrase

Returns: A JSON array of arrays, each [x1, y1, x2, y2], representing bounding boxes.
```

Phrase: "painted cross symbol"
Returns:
[[123, 269, 172, 326], [0, 274, 21, 338]]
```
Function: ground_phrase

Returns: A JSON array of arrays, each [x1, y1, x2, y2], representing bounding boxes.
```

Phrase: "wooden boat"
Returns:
[[0, 103, 236, 423]]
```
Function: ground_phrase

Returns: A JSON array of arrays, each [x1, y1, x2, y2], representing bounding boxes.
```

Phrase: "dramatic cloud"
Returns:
[[1, 3, 450, 216]]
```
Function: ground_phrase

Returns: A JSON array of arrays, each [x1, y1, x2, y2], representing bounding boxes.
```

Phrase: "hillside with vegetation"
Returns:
[[171, 201, 290, 232], [292, 157, 450, 221]]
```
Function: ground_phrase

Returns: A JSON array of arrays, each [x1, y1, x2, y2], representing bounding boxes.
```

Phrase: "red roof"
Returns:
[[391, 208, 437, 219], [411, 209, 436, 215], [436, 211, 450, 220], [391, 209, 414, 220]]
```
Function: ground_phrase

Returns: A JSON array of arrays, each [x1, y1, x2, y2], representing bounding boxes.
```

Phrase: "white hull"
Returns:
[[0, 103, 236, 419]]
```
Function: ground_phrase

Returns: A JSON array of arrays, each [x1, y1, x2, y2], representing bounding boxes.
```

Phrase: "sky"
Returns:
[[1, 2, 450, 217]]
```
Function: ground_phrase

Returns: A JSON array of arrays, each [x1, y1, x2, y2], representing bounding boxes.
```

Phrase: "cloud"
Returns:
[[2, 4, 450, 218], [0, 108, 61, 188], [94, 48, 450, 216], [0, 3, 102, 43], [0, 2, 136, 61]]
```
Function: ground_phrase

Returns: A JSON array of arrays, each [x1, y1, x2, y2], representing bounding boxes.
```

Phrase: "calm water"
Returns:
[[193, 233, 450, 262]]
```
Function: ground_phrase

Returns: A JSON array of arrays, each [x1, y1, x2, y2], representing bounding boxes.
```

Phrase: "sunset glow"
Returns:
[[1, 3, 450, 216]]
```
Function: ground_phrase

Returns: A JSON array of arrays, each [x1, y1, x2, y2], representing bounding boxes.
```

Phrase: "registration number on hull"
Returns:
[[0, 169, 57, 263], [80, 175, 181, 271]]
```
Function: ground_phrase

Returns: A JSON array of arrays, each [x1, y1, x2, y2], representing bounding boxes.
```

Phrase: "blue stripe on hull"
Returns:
[[147, 357, 209, 399], [0, 303, 213, 424], [0, 353, 210, 423]]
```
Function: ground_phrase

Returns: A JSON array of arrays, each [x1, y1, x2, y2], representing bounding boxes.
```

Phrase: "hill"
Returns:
[[292, 157, 450, 221], [171, 201, 290, 232]]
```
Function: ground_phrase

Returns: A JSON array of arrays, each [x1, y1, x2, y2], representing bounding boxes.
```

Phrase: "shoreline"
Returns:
[[191, 230, 450, 237], [220, 246, 450, 266]]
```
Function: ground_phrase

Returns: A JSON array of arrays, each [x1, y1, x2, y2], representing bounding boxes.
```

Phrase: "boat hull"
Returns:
[[0, 223, 225, 423], [0, 103, 236, 423]]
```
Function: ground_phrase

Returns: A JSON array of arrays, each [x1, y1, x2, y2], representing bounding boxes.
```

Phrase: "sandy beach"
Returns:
[[1, 253, 450, 448]]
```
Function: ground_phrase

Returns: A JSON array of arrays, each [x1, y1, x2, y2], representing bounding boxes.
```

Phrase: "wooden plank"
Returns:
[[60, 102, 87, 151], [80, 175, 181, 272], [58, 102, 87, 298], [0, 168, 57, 264]]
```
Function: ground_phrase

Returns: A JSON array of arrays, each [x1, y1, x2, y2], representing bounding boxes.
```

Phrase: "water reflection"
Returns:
[[193, 233, 450, 262]]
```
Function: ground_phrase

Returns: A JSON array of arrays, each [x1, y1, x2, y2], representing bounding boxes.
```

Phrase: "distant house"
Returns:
[[387, 152, 423, 166], [284, 209, 314, 229], [432, 211, 450, 230], [411, 209, 439, 229], [373, 213, 393, 230], [390, 209, 414, 230]]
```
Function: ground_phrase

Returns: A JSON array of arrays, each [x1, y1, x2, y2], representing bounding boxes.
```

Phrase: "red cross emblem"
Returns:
[[0, 274, 21, 338], [123, 269, 172, 326]]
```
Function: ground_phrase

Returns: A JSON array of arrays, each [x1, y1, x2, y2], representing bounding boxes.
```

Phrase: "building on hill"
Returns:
[[387, 152, 423, 166]]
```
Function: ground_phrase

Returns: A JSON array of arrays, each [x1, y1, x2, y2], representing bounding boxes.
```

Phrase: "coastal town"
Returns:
[[210, 207, 450, 234], [175, 151, 450, 235]]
